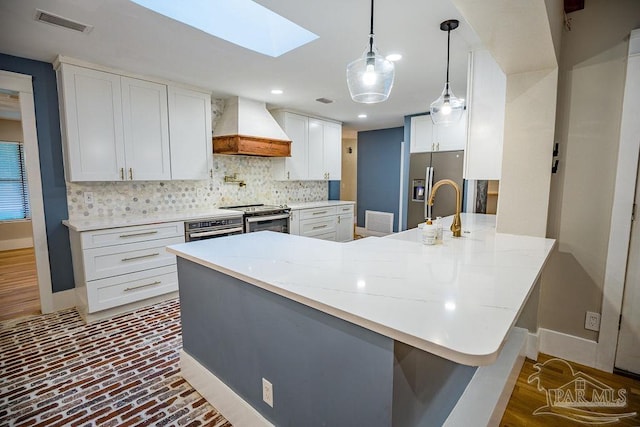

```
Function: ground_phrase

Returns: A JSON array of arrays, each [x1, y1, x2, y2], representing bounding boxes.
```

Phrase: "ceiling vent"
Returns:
[[34, 9, 93, 33], [315, 97, 334, 104]]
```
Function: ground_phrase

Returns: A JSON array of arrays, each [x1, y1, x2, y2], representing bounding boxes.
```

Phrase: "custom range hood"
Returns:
[[213, 96, 291, 157]]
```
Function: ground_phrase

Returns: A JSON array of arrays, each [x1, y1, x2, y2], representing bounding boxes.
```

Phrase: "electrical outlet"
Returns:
[[585, 311, 601, 331], [196, 187, 204, 198], [83, 192, 94, 205], [262, 378, 273, 407]]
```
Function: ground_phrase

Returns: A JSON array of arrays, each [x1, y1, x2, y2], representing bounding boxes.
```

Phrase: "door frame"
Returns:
[[597, 29, 640, 372], [0, 70, 54, 313]]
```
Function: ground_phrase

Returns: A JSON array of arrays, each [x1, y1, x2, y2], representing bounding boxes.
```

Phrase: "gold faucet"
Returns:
[[428, 179, 462, 237]]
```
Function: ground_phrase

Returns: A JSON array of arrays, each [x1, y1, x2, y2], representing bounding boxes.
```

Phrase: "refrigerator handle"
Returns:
[[425, 166, 434, 220]]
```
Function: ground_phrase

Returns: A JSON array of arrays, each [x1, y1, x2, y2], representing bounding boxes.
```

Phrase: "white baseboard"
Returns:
[[444, 327, 527, 427], [0, 238, 33, 251], [538, 328, 598, 368], [526, 331, 539, 361], [52, 289, 76, 312], [180, 350, 273, 427]]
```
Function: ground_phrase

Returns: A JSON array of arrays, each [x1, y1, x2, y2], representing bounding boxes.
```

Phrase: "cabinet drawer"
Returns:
[[87, 265, 178, 313], [81, 221, 184, 249], [313, 231, 337, 241], [300, 217, 336, 237], [83, 236, 183, 281], [299, 206, 337, 220], [337, 204, 354, 215]]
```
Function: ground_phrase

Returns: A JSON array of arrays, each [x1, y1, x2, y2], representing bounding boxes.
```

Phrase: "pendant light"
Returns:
[[346, 0, 395, 104], [430, 19, 464, 125]]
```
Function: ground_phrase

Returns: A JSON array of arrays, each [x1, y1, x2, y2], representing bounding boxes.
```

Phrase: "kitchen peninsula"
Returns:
[[167, 214, 555, 426]]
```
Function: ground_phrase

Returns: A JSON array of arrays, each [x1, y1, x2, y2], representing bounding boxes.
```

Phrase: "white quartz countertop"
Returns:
[[287, 200, 355, 210], [167, 213, 555, 366], [63, 209, 242, 232]]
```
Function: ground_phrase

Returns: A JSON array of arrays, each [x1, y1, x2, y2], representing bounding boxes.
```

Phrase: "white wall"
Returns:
[[541, 0, 640, 340]]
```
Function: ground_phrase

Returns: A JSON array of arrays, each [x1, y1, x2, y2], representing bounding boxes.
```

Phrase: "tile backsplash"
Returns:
[[66, 98, 328, 219]]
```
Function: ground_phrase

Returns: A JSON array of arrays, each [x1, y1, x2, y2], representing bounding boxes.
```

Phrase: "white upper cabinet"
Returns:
[[272, 111, 309, 180], [168, 87, 212, 180], [56, 59, 212, 182], [58, 64, 126, 181], [272, 110, 341, 181], [322, 121, 342, 180], [410, 112, 467, 153], [464, 50, 506, 180], [121, 77, 171, 181]]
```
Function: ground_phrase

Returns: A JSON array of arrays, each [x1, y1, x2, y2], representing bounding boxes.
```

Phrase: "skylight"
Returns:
[[130, 0, 318, 57]]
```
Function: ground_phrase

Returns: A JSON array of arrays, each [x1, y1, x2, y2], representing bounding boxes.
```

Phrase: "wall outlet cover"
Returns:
[[262, 378, 273, 407], [585, 311, 601, 332], [83, 192, 94, 205]]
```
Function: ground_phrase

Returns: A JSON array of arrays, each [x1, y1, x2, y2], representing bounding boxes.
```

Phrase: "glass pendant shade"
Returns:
[[347, 45, 395, 103], [430, 83, 464, 125]]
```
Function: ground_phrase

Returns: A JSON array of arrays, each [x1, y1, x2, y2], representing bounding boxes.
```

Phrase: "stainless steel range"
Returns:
[[221, 204, 291, 234]]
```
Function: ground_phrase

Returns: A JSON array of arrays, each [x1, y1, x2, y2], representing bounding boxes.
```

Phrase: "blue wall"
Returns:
[[328, 180, 340, 200], [0, 53, 74, 293], [357, 127, 404, 232]]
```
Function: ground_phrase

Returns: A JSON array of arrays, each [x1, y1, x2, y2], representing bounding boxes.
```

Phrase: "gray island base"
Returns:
[[170, 215, 553, 426], [179, 259, 502, 427]]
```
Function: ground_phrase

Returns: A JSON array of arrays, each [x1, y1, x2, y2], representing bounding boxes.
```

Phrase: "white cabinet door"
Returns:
[[272, 111, 308, 180], [308, 118, 325, 180], [121, 77, 171, 181], [323, 121, 342, 180], [410, 115, 434, 153], [59, 64, 125, 181], [464, 50, 506, 180], [433, 110, 467, 152], [168, 87, 212, 180], [286, 113, 310, 180], [336, 213, 353, 242]]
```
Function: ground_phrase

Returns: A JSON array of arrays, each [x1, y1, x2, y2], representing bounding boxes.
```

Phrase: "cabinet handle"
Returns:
[[312, 224, 327, 230], [287, 171, 290, 180], [210, 169, 213, 178], [312, 211, 328, 215], [119, 231, 158, 238], [121, 252, 159, 262], [129, 168, 133, 180], [338, 216, 340, 224], [120, 168, 124, 180], [124, 280, 161, 292]]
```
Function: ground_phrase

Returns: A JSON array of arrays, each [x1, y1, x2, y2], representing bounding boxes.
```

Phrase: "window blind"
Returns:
[[0, 141, 30, 221]]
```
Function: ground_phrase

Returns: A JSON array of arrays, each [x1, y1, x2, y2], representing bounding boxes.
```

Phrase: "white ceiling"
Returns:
[[0, 0, 482, 133]]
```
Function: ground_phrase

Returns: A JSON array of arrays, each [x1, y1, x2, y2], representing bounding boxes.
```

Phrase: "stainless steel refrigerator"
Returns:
[[407, 150, 464, 229]]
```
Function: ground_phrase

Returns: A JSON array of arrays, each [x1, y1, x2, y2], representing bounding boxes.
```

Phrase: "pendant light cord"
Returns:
[[445, 26, 451, 93], [368, 0, 374, 54]]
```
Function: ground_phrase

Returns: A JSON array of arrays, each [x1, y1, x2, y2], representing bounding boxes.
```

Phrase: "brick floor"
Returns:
[[0, 299, 231, 427]]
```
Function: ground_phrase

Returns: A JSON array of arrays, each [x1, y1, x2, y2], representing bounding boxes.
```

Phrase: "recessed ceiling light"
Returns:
[[130, 0, 318, 57], [271, 89, 283, 95], [386, 53, 402, 62], [358, 114, 367, 119]]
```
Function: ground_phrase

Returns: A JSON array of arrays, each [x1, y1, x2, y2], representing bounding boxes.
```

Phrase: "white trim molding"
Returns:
[[539, 328, 598, 368], [0, 70, 54, 314], [597, 28, 640, 372], [180, 350, 274, 427]]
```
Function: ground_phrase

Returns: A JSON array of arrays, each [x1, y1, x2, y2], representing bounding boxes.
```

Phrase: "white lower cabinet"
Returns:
[[290, 203, 354, 242], [69, 222, 184, 318]]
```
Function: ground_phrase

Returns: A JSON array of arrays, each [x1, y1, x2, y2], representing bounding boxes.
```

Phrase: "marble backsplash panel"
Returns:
[[66, 98, 328, 219], [66, 156, 328, 219]]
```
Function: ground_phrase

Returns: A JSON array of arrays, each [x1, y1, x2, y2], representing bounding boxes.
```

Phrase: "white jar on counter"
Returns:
[[421, 220, 437, 245]]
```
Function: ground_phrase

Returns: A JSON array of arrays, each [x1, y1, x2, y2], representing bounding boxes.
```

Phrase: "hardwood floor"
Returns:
[[501, 353, 640, 426], [0, 247, 40, 321]]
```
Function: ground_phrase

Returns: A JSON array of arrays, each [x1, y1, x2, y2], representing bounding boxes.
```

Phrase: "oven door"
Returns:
[[245, 213, 290, 234], [186, 226, 244, 242]]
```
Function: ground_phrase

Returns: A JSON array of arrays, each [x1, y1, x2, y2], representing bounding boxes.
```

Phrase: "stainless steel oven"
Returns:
[[184, 215, 244, 242], [220, 204, 291, 234]]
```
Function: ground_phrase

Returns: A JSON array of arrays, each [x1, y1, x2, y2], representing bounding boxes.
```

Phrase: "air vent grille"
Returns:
[[34, 9, 93, 33], [315, 97, 334, 104]]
